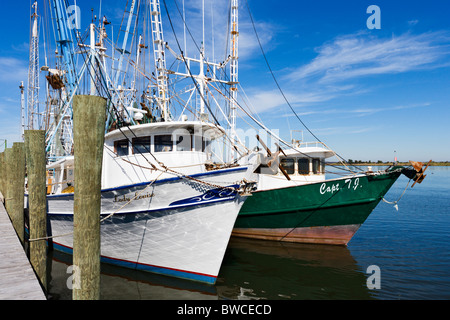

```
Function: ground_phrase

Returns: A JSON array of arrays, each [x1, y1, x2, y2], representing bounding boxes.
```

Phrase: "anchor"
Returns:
[[254, 135, 291, 181], [401, 160, 432, 187]]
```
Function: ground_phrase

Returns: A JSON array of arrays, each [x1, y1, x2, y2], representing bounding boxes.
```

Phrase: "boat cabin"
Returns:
[[102, 121, 225, 188], [45, 121, 226, 194], [255, 142, 335, 190]]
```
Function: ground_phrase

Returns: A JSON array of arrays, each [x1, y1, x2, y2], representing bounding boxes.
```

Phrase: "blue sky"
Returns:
[[0, 0, 449, 162]]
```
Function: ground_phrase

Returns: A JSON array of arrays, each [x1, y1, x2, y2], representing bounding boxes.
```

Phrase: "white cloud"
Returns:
[[0, 57, 28, 83], [242, 31, 450, 116], [286, 31, 450, 83], [242, 85, 350, 115], [311, 125, 377, 136]]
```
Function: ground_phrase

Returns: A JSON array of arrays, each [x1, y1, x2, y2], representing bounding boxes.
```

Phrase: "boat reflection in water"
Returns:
[[48, 237, 374, 300], [47, 250, 218, 300], [217, 237, 374, 300]]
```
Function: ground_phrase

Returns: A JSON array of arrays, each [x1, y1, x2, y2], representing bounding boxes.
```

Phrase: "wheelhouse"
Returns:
[[279, 156, 326, 176], [103, 121, 225, 188]]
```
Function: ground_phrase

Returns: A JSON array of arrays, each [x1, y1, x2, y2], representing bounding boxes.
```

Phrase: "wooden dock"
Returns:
[[0, 194, 46, 300]]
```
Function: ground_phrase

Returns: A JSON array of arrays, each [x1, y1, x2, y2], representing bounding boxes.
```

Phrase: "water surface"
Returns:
[[47, 166, 450, 300]]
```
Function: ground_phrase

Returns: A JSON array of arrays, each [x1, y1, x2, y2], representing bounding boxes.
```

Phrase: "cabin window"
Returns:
[[114, 139, 129, 156], [298, 158, 309, 175], [193, 135, 203, 152], [132, 137, 151, 154], [312, 158, 321, 174], [280, 158, 295, 175], [154, 135, 173, 152], [175, 134, 192, 151]]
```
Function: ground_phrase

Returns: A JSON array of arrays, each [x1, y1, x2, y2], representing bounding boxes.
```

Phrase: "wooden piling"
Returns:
[[0, 152, 4, 198], [4, 148, 12, 213], [72, 95, 107, 300], [6, 144, 26, 244], [24, 130, 48, 291]]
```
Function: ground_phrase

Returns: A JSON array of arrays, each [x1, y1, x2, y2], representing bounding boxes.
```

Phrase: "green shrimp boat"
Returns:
[[234, 142, 428, 245]]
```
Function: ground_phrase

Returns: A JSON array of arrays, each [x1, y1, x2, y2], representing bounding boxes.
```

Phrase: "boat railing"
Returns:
[[292, 141, 331, 150]]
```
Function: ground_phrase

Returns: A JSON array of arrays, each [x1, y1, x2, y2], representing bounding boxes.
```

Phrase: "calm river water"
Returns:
[[46, 166, 450, 300]]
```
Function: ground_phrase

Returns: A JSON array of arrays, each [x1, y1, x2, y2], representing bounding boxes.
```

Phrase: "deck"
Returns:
[[0, 193, 46, 300]]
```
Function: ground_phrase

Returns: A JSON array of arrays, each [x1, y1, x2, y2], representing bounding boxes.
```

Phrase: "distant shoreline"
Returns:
[[327, 161, 450, 166]]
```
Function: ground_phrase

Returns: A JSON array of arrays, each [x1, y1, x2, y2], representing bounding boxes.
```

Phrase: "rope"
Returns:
[[30, 158, 243, 242], [28, 232, 75, 243], [28, 171, 164, 242], [382, 179, 411, 211], [103, 144, 240, 192]]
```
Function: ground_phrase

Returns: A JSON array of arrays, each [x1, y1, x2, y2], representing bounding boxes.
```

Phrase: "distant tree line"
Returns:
[[340, 160, 450, 166]]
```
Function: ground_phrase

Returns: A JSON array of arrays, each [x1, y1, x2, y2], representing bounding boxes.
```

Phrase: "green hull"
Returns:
[[234, 169, 402, 245]]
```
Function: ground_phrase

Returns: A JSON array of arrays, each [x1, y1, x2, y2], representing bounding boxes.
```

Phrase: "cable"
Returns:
[[243, 0, 362, 172]]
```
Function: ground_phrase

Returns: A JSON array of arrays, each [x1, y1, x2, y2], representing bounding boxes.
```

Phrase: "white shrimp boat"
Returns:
[[45, 121, 253, 284], [23, 0, 255, 284]]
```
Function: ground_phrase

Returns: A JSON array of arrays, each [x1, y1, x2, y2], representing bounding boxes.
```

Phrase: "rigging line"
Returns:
[[168, 0, 352, 171], [83, 45, 189, 173], [243, 0, 361, 173], [203, 56, 349, 168], [243, 0, 318, 143], [95, 64, 242, 188], [169, 0, 250, 156], [170, 0, 252, 133], [73, 32, 155, 159], [162, 0, 222, 128], [90, 58, 161, 169], [278, 176, 357, 242], [171, 0, 236, 105], [226, 83, 334, 163], [205, 85, 247, 156], [77, 38, 233, 184]]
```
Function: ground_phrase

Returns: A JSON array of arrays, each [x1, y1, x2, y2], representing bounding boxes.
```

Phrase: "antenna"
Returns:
[[20, 82, 26, 139], [27, 1, 40, 130], [229, 0, 239, 159]]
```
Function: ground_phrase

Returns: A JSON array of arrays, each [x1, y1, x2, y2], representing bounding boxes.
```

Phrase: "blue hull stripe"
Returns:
[[53, 242, 216, 284], [45, 166, 247, 198], [48, 195, 235, 217]]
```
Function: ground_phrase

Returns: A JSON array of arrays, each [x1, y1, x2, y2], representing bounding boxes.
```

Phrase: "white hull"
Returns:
[[44, 167, 248, 284]]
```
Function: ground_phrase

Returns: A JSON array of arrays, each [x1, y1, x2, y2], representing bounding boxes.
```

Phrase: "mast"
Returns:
[[27, 1, 40, 130], [46, 0, 80, 157], [104, 0, 139, 129], [229, 0, 239, 158], [52, 0, 77, 98], [20, 82, 26, 139], [150, 0, 170, 121], [90, 23, 97, 96], [199, 0, 206, 118], [113, 0, 137, 89]]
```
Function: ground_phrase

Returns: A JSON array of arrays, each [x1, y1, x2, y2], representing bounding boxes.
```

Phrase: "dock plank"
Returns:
[[0, 194, 46, 300]]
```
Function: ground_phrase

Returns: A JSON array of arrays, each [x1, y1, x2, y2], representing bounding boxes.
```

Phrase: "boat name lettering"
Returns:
[[320, 182, 340, 195], [114, 192, 154, 203], [320, 178, 360, 195]]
